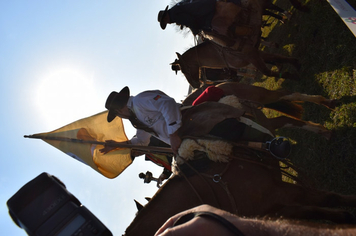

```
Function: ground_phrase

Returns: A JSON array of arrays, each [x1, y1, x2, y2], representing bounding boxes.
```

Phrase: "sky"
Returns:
[[0, 1, 195, 235]]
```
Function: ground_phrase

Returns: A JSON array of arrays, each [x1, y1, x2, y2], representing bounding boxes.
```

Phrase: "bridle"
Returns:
[[173, 155, 245, 235], [175, 148, 238, 214], [172, 144, 297, 235]]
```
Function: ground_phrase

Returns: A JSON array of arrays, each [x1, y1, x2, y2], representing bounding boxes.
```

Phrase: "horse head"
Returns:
[[172, 52, 201, 88], [170, 58, 181, 75]]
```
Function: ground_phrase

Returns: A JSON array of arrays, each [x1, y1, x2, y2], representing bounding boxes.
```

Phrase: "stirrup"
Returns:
[[265, 137, 291, 159]]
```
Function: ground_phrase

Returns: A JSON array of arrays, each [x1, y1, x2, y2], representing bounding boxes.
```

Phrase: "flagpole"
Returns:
[[24, 134, 174, 154]]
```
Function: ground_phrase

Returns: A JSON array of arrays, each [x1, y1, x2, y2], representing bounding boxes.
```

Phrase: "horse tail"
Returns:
[[264, 100, 303, 119]]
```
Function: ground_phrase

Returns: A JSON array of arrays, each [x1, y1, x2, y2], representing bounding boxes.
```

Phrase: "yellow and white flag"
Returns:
[[27, 111, 132, 179]]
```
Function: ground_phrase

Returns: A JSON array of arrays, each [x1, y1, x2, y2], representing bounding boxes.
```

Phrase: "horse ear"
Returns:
[[176, 52, 182, 59], [170, 59, 180, 74], [170, 58, 181, 74], [134, 199, 144, 212]]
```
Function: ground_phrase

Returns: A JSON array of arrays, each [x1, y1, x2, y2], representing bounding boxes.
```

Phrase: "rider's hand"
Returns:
[[99, 140, 120, 154], [157, 173, 167, 188]]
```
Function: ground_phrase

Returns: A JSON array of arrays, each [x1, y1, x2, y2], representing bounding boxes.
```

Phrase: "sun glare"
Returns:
[[36, 68, 102, 130]]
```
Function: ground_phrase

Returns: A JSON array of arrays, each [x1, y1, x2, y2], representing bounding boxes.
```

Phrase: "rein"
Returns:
[[176, 151, 239, 214], [174, 142, 298, 216], [173, 211, 245, 236], [175, 155, 221, 208]]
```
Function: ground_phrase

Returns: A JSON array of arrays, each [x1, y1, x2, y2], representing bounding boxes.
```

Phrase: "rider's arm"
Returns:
[[151, 93, 182, 153], [130, 129, 151, 146]]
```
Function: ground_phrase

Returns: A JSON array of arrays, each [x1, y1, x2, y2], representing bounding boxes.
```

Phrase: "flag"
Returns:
[[28, 111, 132, 178]]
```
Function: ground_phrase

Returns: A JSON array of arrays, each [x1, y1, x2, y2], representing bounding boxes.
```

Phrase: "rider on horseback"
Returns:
[[158, 0, 216, 35], [102, 86, 289, 170]]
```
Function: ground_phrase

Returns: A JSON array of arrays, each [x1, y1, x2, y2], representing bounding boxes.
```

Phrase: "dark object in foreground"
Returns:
[[7, 172, 112, 236]]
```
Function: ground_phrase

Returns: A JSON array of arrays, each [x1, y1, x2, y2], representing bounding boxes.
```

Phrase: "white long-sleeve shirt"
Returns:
[[127, 90, 182, 146]]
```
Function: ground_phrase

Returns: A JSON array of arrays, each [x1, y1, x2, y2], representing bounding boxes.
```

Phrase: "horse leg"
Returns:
[[273, 205, 356, 224], [260, 39, 279, 49], [248, 54, 300, 80], [265, 116, 331, 139], [265, 0, 309, 12], [260, 51, 301, 71], [265, 5, 291, 21], [279, 182, 356, 208], [216, 82, 290, 104], [280, 92, 339, 109], [263, 9, 283, 21], [271, 181, 356, 223]]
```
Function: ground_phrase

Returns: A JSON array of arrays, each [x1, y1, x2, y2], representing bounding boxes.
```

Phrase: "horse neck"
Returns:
[[179, 45, 202, 88], [124, 159, 231, 236], [181, 42, 228, 88], [183, 41, 221, 65], [124, 154, 284, 236]]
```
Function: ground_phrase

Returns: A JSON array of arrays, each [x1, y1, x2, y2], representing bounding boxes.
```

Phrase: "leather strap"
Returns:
[[173, 211, 245, 236], [129, 110, 158, 136]]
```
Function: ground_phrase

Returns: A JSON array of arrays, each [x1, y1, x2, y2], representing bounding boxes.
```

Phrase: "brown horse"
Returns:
[[169, 0, 308, 40], [171, 40, 301, 88], [123, 149, 356, 236], [180, 82, 336, 139], [177, 100, 331, 142], [167, 0, 305, 87]]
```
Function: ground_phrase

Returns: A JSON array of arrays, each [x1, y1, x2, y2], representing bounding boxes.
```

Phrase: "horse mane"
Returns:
[[124, 175, 186, 234]]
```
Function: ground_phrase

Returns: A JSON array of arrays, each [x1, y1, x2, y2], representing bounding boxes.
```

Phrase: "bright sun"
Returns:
[[36, 68, 102, 130]]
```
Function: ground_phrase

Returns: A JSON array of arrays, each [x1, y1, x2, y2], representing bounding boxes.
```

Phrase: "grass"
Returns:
[[254, 0, 356, 195]]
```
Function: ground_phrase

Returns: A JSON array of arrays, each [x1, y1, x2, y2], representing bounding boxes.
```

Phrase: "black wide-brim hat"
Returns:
[[158, 6, 169, 30], [105, 86, 130, 122]]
